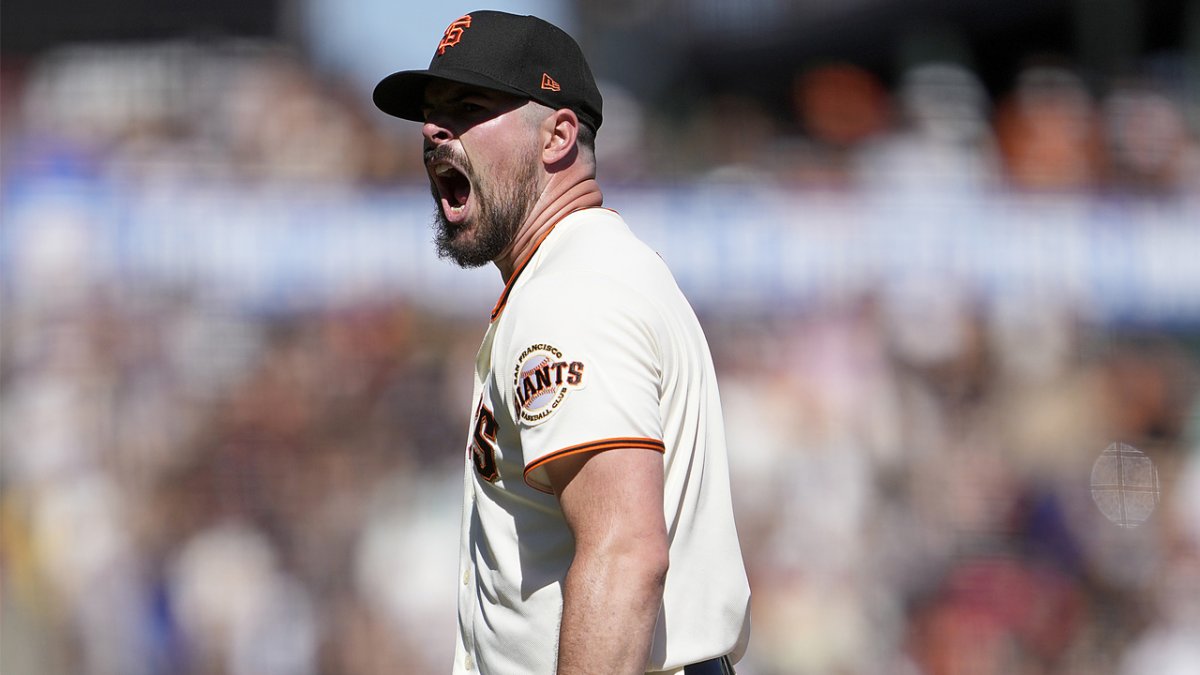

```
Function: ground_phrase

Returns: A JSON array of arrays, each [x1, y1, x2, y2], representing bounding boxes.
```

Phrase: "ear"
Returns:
[[541, 108, 579, 165]]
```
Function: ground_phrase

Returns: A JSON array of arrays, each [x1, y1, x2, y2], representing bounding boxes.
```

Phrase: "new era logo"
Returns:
[[541, 73, 561, 92]]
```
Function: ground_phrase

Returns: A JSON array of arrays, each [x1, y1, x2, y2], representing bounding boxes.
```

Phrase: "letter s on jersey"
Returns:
[[512, 343, 586, 426], [470, 398, 499, 482]]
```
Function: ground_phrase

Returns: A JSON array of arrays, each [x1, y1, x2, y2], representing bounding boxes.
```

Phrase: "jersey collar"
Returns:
[[489, 207, 592, 321]]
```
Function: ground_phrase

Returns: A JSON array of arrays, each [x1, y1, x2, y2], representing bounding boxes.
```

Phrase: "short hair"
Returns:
[[576, 122, 596, 156]]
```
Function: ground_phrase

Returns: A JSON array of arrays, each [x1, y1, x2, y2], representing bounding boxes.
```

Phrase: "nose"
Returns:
[[422, 116, 454, 146]]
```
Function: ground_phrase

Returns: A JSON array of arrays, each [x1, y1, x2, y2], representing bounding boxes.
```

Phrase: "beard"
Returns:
[[430, 145, 540, 269]]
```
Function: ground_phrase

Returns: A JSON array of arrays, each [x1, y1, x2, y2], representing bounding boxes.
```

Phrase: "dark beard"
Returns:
[[431, 147, 540, 269]]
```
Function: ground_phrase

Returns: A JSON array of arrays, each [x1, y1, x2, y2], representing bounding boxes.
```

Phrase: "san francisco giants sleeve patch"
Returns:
[[513, 343, 586, 426]]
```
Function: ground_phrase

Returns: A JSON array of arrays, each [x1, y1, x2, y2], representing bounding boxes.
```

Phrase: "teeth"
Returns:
[[434, 165, 455, 177]]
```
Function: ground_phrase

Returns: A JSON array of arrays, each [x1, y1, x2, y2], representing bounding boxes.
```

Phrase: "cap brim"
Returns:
[[373, 68, 533, 122]]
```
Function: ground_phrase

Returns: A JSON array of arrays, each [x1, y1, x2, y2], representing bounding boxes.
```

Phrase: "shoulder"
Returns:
[[508, 266, 657, 335], [545, 208, 665, 275]]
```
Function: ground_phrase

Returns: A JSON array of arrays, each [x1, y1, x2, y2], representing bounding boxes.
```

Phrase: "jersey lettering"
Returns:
[[470, 399, 499, 482]]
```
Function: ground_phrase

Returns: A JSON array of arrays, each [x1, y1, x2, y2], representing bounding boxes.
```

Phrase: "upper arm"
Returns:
[[546, 447, 667, 556]]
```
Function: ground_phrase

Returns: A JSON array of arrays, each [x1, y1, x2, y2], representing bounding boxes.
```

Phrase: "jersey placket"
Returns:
[[457, 321, 498, 672]]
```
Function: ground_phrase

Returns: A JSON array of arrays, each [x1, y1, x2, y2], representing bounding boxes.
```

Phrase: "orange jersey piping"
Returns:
[[523, 437, 666, 494]]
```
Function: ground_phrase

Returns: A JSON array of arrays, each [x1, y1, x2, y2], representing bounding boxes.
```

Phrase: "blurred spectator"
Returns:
[[1100, 81, 1199, 194], [787, 62, 893, 187], [855, 61, 1001, 195], [994, 65, 1105, 192]]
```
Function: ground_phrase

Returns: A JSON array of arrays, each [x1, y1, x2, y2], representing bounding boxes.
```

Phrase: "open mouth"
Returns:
[[429, 161, 472, 222]]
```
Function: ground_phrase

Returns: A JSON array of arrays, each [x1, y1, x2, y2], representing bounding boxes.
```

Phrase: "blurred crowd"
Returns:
[[2, 38, 1198, 193], [2, 35, 1200, 675], [3, 282, 1199, 675]]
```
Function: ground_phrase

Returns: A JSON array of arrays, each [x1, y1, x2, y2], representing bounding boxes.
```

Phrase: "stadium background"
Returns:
[[3, 1, 1199, 673]]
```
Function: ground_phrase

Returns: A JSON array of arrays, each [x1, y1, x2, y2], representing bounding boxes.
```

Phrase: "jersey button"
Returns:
[[464, 654, 474, 671], [462, 568, 470, 585]]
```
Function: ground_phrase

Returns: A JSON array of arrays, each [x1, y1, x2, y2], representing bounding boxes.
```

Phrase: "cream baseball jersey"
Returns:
[[453, 208, 751, 674]]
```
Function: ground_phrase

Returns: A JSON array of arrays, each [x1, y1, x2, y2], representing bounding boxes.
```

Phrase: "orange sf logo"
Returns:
[[437, 15, 472, 55]]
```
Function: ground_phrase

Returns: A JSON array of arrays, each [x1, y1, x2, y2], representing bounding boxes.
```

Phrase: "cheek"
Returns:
[[463, 120, 540, 175]]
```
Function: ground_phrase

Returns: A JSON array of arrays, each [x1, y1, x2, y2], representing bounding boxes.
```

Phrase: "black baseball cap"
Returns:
[[373, 11, 603, 133]]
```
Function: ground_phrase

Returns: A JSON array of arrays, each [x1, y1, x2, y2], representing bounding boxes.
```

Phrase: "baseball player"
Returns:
[[373, 11, 751, 674]]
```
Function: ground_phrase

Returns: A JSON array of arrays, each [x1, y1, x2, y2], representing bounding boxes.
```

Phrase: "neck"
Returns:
[[494, 176, 603, 281]]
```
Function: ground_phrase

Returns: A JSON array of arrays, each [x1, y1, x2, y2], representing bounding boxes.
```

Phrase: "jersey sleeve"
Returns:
[[499, 272, 665, 493]]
